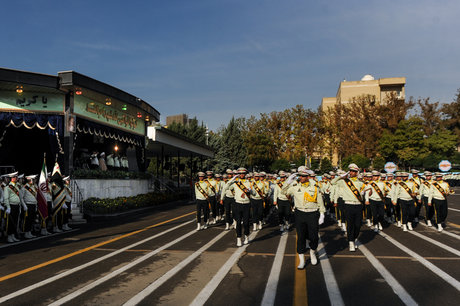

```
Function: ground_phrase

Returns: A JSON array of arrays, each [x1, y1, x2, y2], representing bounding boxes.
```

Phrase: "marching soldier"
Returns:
[[215, 174, 225, 222], [383, 173, 395, 223], [195, 172, 210, 231], [205, 171, 218, 224], [222, 167, 252, 246], [250, 172, 268, 231], [363, 173, 373, 227], [274, 171, 291, 234], [392, 172, 417, 231], [282, 169, 325, 268], [331, 164, 365, 252], [364, 171, 386, 232], [20, 175, 38, 239], [428, 172, 453, 232], [410, 169, 422, 222], [333, 171, 346, 232], [220, 169, 236, 230], [4, 172, 21, 243], [420, 171, 434, 226]]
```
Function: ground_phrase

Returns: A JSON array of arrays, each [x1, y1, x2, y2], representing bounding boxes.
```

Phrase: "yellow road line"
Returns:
[[447, 222, 460, 229], [0, 211, 195, 282], [294, 233, 308, 306]]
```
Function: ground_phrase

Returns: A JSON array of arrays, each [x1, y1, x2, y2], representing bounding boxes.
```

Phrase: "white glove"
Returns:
[[6, 207, 11, 214], [340, 171, 349, 179], [318, 213, 325, 225], [0, 205, 4, 211], [286, 173, 297, 185], [229, 175, 237, 183], [63, 204, 68, 209], [23, 205, 28, 212]]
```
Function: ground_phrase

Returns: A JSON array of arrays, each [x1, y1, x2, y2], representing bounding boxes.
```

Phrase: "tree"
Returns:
[[319, 157, 333, 174], [212, 117, 247, 171], [426, 128, 457, 157], [417, 97, 441, 137], [341, 154, 370, 170], [441, 88, 460, 145], [372, 156, 386, 171]]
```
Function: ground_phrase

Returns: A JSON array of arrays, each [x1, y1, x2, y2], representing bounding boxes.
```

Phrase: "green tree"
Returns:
[[270, 159, 291, 173], [319, 157, 333, 174], [372, 156, 386, 171], [341, 154, 370, 170], [212, 117, 247, 171]]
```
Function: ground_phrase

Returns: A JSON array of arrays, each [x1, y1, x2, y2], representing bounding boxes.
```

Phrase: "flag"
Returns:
[[51, 161, 61, 180], [37, 157, 49, 221]]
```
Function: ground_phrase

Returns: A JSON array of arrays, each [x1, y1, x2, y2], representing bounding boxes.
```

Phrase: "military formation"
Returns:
[[0, 168, 73, 243], [194, 164, 454, 269]]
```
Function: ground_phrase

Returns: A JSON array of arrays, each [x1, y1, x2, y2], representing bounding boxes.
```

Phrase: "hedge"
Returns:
[[82, 192, 187, 214]]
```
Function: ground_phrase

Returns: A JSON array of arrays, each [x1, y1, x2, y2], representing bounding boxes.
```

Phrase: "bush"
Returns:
[[82, 192, 186, 214], [73, 169, 152, 180]]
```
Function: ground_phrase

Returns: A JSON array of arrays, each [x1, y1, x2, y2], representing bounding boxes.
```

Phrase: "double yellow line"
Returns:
[[0, 211, 195, 282]]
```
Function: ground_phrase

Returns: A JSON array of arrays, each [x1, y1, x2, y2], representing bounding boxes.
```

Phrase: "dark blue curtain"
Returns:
[[0, 112, 63, 136]]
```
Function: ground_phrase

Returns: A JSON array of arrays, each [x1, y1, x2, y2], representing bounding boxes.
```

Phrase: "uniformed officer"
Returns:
[[215, 173, 225, 221], [392, 172, 417, 231], [428, 172, 453, 232], [364, 171, 386, 232], [383, 173, 395, 223], [250, 172, 268, 231], [363, 172, 373, 227], [220, 169, 236, 230], [50, 172, 67, 233], [20, 174, 38, 239], [333, 170, 347, 232], [195, 172, 210, 230], [331, 164, 365, 252], [282, 169, 325, 268], [205, 170, 218, 224], [4, 172, 21, 243], [420, 171, 434, 226], [274, 171, 291, 234], [410, 169, 422, 222], [222, 167, 252, 246]]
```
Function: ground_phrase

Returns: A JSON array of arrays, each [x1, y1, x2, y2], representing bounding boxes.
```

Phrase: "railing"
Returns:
[[149, 176, 176, 194], [71, 179, 84, 214]]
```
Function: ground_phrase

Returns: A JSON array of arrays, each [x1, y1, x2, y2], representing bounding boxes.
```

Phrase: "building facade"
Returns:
[[321, 74, 406, 112]]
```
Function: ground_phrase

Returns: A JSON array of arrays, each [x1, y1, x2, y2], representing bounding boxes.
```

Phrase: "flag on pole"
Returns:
[[37, 156, 49, 221]]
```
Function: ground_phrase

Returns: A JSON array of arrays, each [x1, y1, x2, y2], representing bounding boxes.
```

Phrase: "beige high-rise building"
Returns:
[[321, 74, 406, 112], [319, 74, 406, 166]]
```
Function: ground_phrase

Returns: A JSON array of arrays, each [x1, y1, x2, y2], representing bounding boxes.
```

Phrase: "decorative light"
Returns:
[[137, 112, 142, 118], [75, 88, 82, 95], [16, 85, 23, 94], [121, 105, 127, 111], [145, 116, 150, 122], [114, 145, 119, 152], [105, 98, 112, 106]]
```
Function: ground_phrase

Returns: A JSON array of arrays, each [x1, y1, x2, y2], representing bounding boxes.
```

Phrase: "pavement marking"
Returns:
[[0, 229, 79, 249], [317, 236, 345, 306], [0, 211, 194, 283], [407, 230, 460, 257], [93, 248, 154, 252], [294, 233, 307, 306], [123, 230, 230, 305], [189, 231, 259, 306], [0, 219, 195, 304], [418, 222, 460, 241], [50, 223, 203, 306], [378, 231, 460, 292], [356, 241, 417, 306], [448, 222, 460, 229], [449, 207, 460, 212], [261, 233, 288, 306]]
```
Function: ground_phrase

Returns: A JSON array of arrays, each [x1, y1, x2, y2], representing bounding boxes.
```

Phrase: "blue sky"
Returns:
[[2, 0, 459, 130]]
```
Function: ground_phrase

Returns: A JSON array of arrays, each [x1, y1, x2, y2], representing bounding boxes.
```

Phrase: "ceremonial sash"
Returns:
[[411, 179, 420, 189], [195, 182, 209, 200], [25, 185, 37, 198], [277, 182, 283, 189], [235, 180, 249, 197], [344, 178, 363, 203], [432, 182, 447, 198], [423, 181, 430, 188], [253, 182, 265, 199], [399, 182, 416, 201], [370, 182, 385, 201], [65, 185, 72, 197], [8, 185, 19, 196], [205, 180, 216, 194]]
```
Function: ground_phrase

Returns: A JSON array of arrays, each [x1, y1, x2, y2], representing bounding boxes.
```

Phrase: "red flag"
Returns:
[[37, 157, 49, 220]]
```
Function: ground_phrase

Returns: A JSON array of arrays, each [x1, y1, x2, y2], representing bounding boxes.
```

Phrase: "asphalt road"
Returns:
[[1, 193, 460, 306]]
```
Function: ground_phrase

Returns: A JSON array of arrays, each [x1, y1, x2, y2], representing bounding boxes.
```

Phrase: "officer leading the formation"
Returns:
[[283, 169, 325, 269], [331, 164, 364, 252]]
